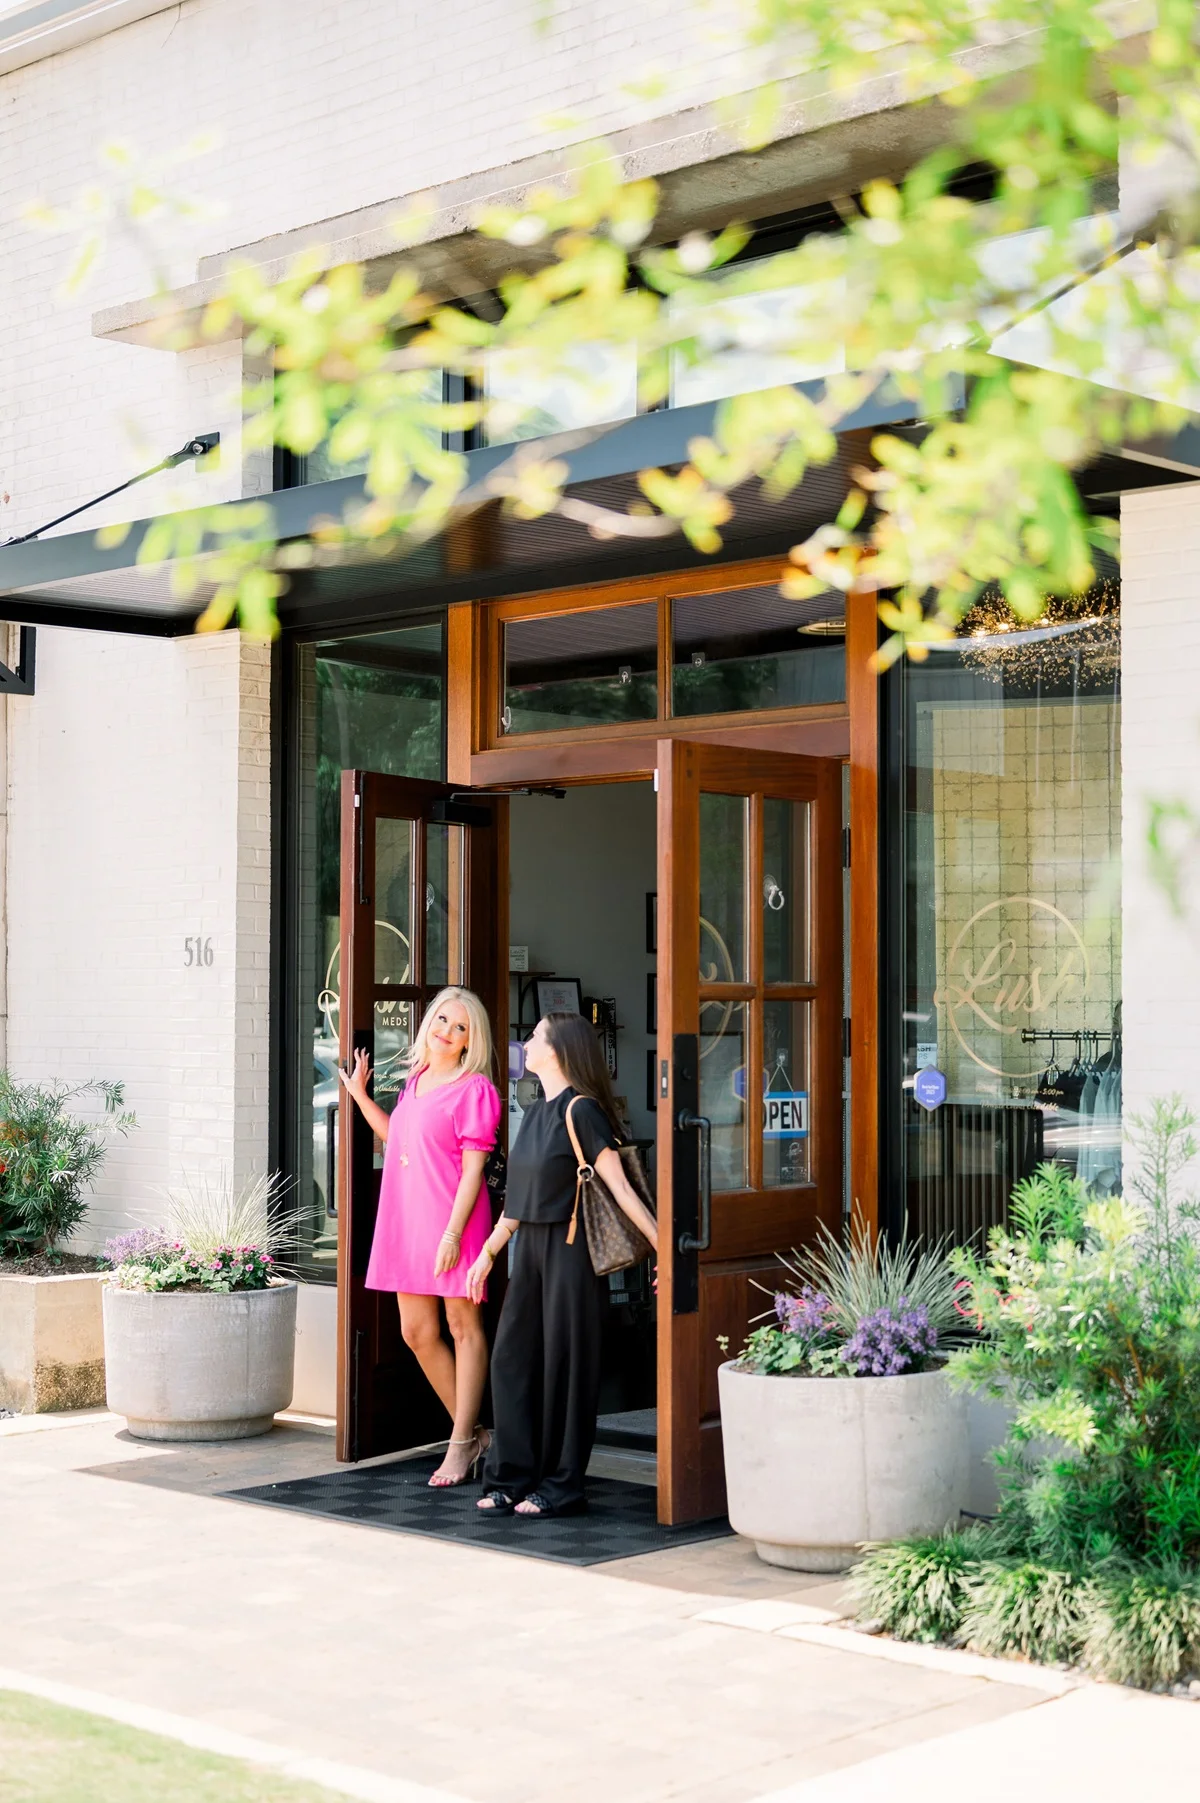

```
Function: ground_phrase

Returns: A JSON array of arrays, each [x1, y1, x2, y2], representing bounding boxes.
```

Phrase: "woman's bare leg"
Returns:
[[396, 1293, 457, 1418], [444, 1297, 489, 1443], [428, 1299, 489, 1484]]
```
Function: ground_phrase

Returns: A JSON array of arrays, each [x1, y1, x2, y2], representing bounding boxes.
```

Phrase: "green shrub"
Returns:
[[1081, 1566, 1200, 1688], [0, 1076, 134, 1256], [949, 1099, 1200, 1568], [958, 1560, 1088, 1663], [852, 1532, 979, 1643], [852, 1098, 1200, 1689]]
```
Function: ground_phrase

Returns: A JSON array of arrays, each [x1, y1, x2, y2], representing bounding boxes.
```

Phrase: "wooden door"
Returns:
[[336, 770, 506, 1462], [656, 741, 843, 1523]]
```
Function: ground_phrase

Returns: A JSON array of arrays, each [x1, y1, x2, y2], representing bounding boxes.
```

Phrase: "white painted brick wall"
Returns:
[[0, 0, 750, 540], [1121, 487, 1200, 1149], [4, 625, 270, 1250]]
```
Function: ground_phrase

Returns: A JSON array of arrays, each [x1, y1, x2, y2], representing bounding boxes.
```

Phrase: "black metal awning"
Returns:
[[2, 388, 1198, 639]]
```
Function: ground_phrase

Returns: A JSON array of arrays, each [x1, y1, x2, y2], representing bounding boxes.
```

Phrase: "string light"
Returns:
[[953, 579, 1120, 688]]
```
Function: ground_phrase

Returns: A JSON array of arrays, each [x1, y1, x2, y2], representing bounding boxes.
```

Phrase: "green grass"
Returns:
[[0, 1691, 353, 1803]]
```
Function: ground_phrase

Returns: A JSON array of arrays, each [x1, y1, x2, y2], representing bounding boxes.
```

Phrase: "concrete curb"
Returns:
[[0, 1669, 470, 1803], [692, 1600, 1081, 1694]]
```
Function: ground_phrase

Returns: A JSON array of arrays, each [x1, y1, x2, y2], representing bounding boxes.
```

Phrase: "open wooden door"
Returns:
[[656, 741, 843, 1523], [336, 770, 506, 1463]]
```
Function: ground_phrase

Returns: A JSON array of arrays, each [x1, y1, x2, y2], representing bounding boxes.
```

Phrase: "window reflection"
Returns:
[[669, 262, 845, 409], [294, 624, 444, 1277], [483, 343, 638, 447], [672, 585, 845, 715], [897, 581, 1122, 1247], [699, 793, 748, 985], [502, 603, 658, 732], [763, 1000, 812, 1188], [700, 1000, 748, 1191]]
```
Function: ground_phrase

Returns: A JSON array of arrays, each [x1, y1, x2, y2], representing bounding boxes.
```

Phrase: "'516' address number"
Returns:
[[184, 937, 214, 967]]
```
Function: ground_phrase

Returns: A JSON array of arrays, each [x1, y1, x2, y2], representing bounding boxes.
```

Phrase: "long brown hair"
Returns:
[[542, 1013, 624, 1137]]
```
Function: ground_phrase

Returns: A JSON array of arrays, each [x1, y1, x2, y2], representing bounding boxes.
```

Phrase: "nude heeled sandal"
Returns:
[[428, 1428, 487, 1488]]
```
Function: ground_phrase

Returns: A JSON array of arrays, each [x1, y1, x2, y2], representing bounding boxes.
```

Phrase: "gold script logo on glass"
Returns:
[[934, 895, 1090, 1079]]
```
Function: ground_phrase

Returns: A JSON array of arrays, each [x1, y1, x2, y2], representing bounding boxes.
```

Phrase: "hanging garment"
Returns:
[[1076, 1066, 1102, 1189]]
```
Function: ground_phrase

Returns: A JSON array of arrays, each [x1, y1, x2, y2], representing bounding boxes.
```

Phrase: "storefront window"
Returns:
[[502, 602, 658, 733], [292, 623, 444, 1277], [482, 343, 639, 447], [669, 262, 845, 409], [890, 584, 1122, 1246], [671, 584, 845, 713]]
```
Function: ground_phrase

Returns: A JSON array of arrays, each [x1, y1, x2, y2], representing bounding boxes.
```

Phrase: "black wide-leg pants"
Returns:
[[483, 1220, 604, 1509]]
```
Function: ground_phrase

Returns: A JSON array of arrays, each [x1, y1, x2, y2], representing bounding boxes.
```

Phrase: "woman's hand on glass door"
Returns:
[[339, 1048, 391, 1143], [340, 1047, 372, 1104]]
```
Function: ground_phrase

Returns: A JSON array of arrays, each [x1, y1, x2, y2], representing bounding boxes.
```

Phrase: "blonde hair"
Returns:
[[405, 987, 494, 1081]]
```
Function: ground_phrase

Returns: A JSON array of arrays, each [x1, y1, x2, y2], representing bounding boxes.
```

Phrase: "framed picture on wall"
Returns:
[[534, 977, 583, 1018], [645, 891, 657, 955], [646, 971, 657, 1034]]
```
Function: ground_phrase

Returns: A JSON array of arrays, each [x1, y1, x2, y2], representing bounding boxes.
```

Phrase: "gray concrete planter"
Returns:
[[0, 1272, 106, 1412], [102, 1280, 296, 1441], [718, 1359, 969, 1573]]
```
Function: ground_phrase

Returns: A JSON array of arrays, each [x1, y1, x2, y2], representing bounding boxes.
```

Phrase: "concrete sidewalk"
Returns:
[[0, 1412, 1193, 1802]]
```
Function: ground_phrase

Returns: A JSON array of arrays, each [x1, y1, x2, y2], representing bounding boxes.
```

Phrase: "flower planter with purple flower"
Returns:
[[718, 1230, 970, 1572]]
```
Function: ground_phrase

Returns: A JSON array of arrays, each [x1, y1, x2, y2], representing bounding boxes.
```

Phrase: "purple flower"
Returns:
[[774, 1285, 834, 1339], [103, 1226, 170, 1266], [840, 1303, 938, 1377]]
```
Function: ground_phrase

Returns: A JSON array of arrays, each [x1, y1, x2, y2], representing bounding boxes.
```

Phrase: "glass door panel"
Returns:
[[374, 819, 415, 985], [425, 821, 464, 989], [699, 999, 748, 1191], [763, 798, 811, 984], [699, 792, 748, 984], [658, 739, 842, 1524], [373, 998, 415, 1119], [763, 999, 812, 1188]]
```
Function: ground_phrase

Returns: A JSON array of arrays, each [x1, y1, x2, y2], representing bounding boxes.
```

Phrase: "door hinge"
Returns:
[[842, 1016, 852, 1060], [842, 825, 851, 869]]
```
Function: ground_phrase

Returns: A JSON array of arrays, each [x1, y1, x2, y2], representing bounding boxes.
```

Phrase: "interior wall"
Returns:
[[509, 783, 657, 1141]]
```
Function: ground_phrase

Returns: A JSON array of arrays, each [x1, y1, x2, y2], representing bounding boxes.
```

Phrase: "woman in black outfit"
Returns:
[[467, 1012, 658, 1518]]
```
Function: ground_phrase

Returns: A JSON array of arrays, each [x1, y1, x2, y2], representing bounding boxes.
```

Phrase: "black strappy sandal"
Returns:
[[476, 1489, 515, 1515], [514, 1490, 588, 1519]]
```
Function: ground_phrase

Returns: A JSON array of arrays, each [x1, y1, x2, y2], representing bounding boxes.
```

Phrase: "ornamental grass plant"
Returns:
[[853, 1098, 1200, 1689], [104, 1171, 296, 1293], [737, 1218, 966, 1377]]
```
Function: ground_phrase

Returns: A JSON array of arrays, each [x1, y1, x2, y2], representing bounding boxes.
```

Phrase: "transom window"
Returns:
[[493, 572, 846, 740]]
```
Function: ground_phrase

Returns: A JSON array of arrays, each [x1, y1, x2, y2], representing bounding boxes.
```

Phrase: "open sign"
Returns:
[[763, 1092, 808, 1139]]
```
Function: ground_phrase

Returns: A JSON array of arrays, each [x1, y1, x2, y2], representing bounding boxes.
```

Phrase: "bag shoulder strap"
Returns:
[[564, 1095, 599, 1247], [563, 1094, 590, 1170]]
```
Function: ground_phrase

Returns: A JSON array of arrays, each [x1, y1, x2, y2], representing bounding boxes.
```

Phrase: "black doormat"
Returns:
[[225, 1454, 731, 1566]]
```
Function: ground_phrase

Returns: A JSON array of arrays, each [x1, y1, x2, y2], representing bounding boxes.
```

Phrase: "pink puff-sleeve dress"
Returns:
[[365, 1069, 501, 1299]]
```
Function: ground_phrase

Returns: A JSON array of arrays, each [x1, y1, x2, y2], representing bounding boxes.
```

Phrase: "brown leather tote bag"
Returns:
[[563, 1096, 656, 1277]]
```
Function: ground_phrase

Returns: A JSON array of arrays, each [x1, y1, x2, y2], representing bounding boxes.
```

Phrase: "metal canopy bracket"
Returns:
[[0, 625, 35, 695]]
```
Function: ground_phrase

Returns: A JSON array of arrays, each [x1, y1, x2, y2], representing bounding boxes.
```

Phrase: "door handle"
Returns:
[[677, 1111, 712, 1253]]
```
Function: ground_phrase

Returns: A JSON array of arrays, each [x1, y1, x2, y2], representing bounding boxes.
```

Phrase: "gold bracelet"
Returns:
[[441, 1227, 462, 1241]]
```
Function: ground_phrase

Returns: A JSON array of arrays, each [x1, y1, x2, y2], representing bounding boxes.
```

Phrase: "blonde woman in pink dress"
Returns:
[[339, 987, 501, 1487]]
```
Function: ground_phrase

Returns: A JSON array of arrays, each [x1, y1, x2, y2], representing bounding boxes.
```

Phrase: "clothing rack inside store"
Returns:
[[1020, 1028, 1117, 1047]]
